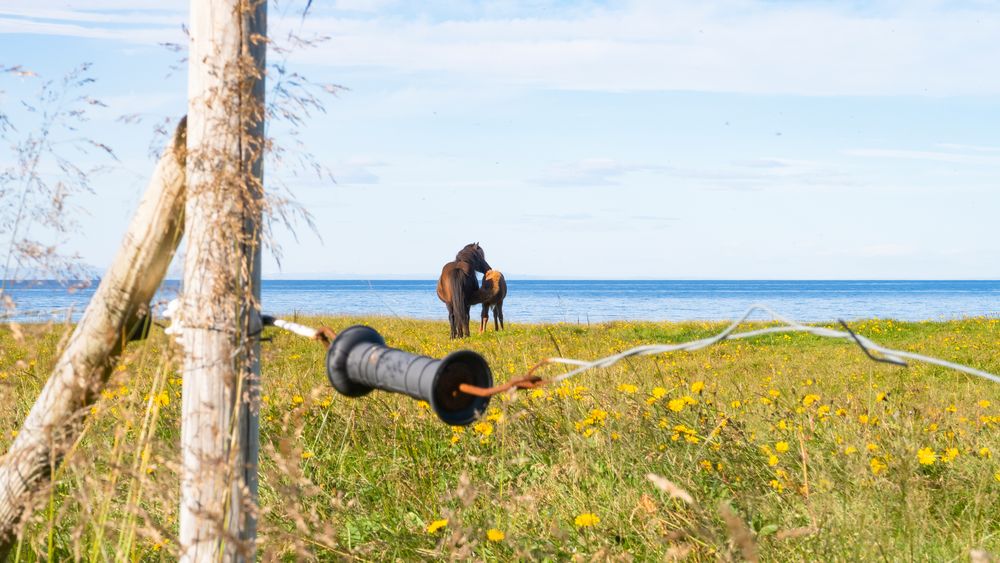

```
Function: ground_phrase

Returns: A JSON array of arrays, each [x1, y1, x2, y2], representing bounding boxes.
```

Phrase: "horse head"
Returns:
[[457, 242, 491, 274]]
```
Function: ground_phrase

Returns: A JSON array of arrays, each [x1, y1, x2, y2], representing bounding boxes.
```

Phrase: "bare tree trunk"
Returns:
[[180, 0, 265, 560], [0, 119, 187, 557]]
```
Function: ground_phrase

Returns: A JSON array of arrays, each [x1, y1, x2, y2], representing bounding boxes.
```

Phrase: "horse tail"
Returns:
[[449, 268, 467, 314], [449, 268, 468, 335]]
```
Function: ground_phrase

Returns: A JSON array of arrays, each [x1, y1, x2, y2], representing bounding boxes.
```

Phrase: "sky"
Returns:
[[1, 0, 999, 279]]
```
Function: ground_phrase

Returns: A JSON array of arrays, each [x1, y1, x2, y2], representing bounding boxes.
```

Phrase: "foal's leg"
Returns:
[[496, 301, 504, 330], [480, 303, 489, 333]]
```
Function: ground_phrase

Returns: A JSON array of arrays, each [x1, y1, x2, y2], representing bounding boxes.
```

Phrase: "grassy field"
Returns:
[[1, 316, 999, 560]]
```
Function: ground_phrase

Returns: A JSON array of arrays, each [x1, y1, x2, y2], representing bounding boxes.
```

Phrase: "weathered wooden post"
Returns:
[[0, 118, 188, 557], [180, 0, 265, 560]]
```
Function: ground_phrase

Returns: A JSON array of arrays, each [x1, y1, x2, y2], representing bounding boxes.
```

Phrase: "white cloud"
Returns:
[[332, 156, 387, 185], [533, 158, 668, 186], [286, 1, 1000, 96], [531, 156, 853, 191], [844, 148, 1000, 165], [856, 244, 917, 258], [6, 1, 1000, 96], [935, 143, 1000, 153], [333, 0, 397, 13]]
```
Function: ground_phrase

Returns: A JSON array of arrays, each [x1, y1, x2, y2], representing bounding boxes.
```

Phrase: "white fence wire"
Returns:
[[541, 304, 999, 385]]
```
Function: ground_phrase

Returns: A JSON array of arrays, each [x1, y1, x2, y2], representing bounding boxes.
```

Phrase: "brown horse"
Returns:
[[436, 243, 490, 338], [474, 269, 506, 332]]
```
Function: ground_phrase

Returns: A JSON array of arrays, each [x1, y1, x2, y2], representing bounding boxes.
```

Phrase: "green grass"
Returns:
[[1, 317, 999, 560]]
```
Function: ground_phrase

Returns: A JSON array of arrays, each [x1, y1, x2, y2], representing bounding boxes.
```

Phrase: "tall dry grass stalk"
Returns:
[[0, 2, 340, 558]]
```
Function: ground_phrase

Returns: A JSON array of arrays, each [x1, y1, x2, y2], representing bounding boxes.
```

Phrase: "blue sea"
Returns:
[[3, 280, 998, 324]]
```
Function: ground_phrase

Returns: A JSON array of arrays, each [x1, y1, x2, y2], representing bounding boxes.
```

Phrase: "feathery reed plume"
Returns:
[[646, 473, 694, 505], [718, 501, 758, 563]]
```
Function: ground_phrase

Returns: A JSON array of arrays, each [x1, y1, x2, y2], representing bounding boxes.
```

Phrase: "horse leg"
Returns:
[[496, 302, 504, 330], [463, 305, 472, 337], [480, 303, 489, 333], [446, 303, 456, 339]]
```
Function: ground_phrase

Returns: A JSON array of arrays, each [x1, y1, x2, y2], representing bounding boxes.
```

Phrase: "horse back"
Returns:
[[478, 270, 506, 304], [437, 260, 476, 303]]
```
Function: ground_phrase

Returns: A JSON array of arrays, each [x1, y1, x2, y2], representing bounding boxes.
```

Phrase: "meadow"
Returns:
[[0, 316, 998, 560]]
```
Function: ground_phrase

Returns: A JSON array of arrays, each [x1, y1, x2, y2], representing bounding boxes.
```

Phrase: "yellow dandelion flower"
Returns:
[[979, 447, 992, 458], [291, 395, 304, 405], [858, 414, 870, 425], [651, 387, 667, 399], [667, 398, 686, 412], [978, 400, 991, 408], [730, 400, 742, 409], [768, 455, 779, 466], [995, 472, 1000, 482], [154, 391, 170, 407], [844, 446, 857, 455], [417, 401, 430, 410], [426, 519, 449, 533], [870, 458, 887, 475], [474, 421, 493, 437], [574, 513, 600, 528], [866, 443, 878, 452], [301, 451, 314, 460], [775, 441, 789, 453], [768, 389, 781, 398], [943, 447, 959, 462], [917, 447, 936, 465], [691, 381, 705, 394], [617, 383, 638, 394], [486, 529, 505, 542], [946, 404, 957, 413], [802, 394, 820, 406]]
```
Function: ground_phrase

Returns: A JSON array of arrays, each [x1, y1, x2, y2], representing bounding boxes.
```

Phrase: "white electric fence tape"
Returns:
[[162, 300, 999, 386], [542, 304, 1000, 385]]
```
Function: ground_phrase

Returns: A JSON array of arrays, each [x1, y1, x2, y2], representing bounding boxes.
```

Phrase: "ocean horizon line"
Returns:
[[4, 280, 998, 323], [5, 277, 1000, 284]]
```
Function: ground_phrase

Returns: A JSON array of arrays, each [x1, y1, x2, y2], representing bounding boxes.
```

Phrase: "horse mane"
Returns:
[[455, 243, 481, 263], [455, 243, 489, 272]]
